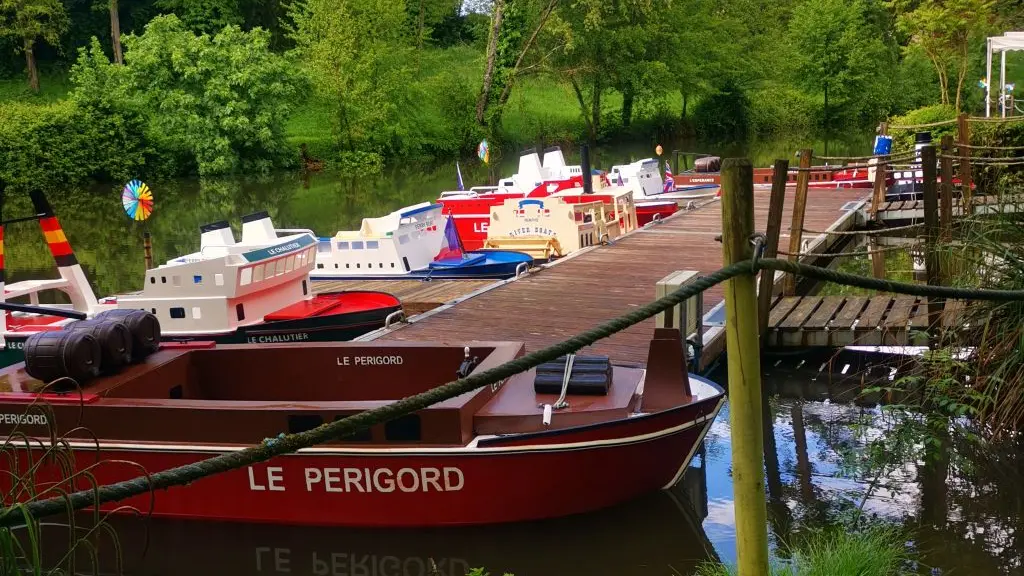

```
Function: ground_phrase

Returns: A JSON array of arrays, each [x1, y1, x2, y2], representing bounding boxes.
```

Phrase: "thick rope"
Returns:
[[7, 257, 1024, 527], [801, 222, 925, 236]]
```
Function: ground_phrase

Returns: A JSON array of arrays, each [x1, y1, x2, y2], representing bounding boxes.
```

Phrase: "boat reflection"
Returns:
[[46, 459, 717, 576]]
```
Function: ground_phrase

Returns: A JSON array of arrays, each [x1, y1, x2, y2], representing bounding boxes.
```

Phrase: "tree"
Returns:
[[155, 0, 243, 34], [789, 0, 893, 130], [0, 0, 68, 92], [893, 0, 997, 112], [108, 0, 122, 63]]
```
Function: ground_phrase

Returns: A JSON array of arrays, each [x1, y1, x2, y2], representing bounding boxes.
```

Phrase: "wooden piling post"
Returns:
[[921, 145, 945, 333], [940, 135, 954, 243], [956, 113, 973, 213], [721, 157, 770, 576], [757, 159, 788, 344], [143, 231, 153, 270], [871, 122, 888, 222], [784, 149, 811, 296]]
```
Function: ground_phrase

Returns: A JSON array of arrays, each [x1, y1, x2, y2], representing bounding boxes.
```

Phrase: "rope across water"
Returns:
[[6, 258, 1024, 527]]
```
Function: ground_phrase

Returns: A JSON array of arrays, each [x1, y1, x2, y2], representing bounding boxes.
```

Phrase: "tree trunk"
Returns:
[[823, 83, 829, 133], [621, 87, 634, 128], [475, 0, 505, 125], [590, 79, 601, 145], [24, 40, 39, 93], [955, 44, 968, 113], [496, 0, 558, 108], [110, 0, 123, 65], [681, 91, 688, 120]]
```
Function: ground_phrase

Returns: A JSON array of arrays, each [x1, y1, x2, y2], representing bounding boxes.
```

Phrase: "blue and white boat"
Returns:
[[308, 202, 533, 281]]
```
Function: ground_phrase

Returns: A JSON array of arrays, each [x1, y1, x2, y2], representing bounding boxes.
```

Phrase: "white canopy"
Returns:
[[987, 32, 1024, 117]]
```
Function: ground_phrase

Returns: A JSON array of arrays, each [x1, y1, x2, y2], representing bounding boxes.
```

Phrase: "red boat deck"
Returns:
[[369, 189, 868, 365]]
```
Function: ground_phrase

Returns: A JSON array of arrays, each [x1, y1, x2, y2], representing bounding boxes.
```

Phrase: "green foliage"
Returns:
[[695, 526, 912, 576], [73, 14, 309, 176], [886, 103, 958, 153], [693, 80, 750, 142], [748, 86, 820, 137], [0, 0, 67, 49], [154, 0, 243, 34]]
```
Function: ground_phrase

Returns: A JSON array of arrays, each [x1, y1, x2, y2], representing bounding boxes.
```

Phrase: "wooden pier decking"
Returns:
[[313, 279, 498, 316], [875, 194, 1024, 221], [359, 188, 868, 366], [763, 295, 966, 347]]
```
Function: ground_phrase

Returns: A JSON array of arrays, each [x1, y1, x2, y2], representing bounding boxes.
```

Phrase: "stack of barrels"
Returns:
[[22, 309, 162, 388]]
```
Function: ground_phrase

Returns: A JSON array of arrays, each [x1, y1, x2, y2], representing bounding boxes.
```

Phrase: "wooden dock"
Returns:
[[357, 188, 868, 367], [764, 295, 965, 347], [313, 279, 498, 316], [875, 194, 1024, 221]]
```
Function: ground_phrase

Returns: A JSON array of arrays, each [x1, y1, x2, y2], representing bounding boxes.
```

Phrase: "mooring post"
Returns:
[[957, 113, 973, 214], [871, 122, 888, 222], [721, 157, 770, 576], [757, 159, 788, 345], [143, 231, 153, 270], [921, 144, 945, 338], [784, 149, 811, 296], [940, 135, 954, 243]]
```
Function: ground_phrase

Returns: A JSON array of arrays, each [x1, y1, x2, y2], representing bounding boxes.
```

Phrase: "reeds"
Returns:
[[0, 379, 142, 575]]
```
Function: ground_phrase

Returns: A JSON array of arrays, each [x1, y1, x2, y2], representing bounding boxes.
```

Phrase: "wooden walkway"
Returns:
[[764, 295, 966, 347], [313, 279, 497, 316], [875, 194, 1024, 221], [362, 188, 868, 366]]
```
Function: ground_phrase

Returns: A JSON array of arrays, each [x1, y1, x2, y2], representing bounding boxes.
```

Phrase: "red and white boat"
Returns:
[[0, 192, 403, 367], [667, 154, 890, 190], [0, 323, 724, 527], [439, 148, 682, 251]]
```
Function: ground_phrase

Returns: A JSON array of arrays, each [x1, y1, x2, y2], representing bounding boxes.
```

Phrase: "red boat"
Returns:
[[671, 155, 885, 190], [0, 321, 724, 527]]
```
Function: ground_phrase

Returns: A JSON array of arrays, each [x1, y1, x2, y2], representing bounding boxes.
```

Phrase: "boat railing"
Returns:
[[384, 310, 405, 328], [515, 262, 529, 279], [274, 228, 316, 237]]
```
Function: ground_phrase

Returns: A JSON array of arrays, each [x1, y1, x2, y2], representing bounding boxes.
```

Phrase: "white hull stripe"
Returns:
[[662, 397, 724, 489], [40, 404, 723, 458]]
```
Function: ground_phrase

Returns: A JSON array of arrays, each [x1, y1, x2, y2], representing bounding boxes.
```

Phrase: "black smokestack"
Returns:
[[581, 144, 593, 194]]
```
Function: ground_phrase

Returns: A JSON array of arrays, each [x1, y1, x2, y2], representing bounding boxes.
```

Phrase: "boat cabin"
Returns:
[[311, 202, 446, 278], [608, 159, 665, 200]]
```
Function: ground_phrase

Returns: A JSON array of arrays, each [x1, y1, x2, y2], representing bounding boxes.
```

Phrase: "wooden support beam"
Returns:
[[940, 135, 954, 243], [921, 145, 944, 338], [758, 159, 788, 345], [720, 157, 770, 576], [957, 113, 973, 213], [784, 149, 811, 296]]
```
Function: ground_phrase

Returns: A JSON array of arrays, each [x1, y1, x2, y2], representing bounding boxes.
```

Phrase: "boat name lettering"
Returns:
[[6, 340, 24, 350], [690, 178, 715, 183], [304, 467, 464, 493], [336, 356, 404, 366], [413, 218, 435, 230], [0, 413, 47, 426], [268, 242, 302, 256], [507, 226, 554, 237], [255, 547, 470, 576], [472, 222, 489, 233], [249, 333, 310, 344]]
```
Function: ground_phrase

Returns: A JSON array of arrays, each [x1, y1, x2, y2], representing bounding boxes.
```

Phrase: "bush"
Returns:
[[749, 85, 820, 137], [0, 99, 153, 192], [887, 104, 958, 153], [692, 80, 751, 142]]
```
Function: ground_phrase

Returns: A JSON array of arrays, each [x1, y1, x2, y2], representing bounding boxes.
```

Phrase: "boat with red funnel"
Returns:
[[0, 321, 724, 527], [0, 192, 402, 367]]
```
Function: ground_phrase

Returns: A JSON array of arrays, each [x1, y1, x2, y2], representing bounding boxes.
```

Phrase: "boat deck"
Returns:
[[363, 188, 868, 365], [312, 279, 497, 317]]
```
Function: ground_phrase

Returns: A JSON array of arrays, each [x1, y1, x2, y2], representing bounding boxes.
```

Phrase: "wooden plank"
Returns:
[[803, 296, 845, 347], [778, 297, 822, 329], [784, 149, 812, 296], [758, 159, 789, 343], [768, 296, 802, 327], [882, 296, 916, 346], [830, 297, 869, 330], [854, 297, 892, 346]]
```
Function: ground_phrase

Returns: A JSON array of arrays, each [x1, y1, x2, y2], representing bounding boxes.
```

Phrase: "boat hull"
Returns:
[[5, 389, 723, 527], [310, 251, 534, 281], [0, 293, 402, 366]]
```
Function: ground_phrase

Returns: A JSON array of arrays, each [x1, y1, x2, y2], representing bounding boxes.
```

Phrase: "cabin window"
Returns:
[[399, 234, 410, 245], [391, 263, 395, 268], [334, 416, 372, 441], [318, 241, 332, 254], [285, 256, 295, 272], [236, 303, 245, 321], [193, 275, 203, 284], [240, 267, 253, 286], [161, 276, 167, 284], [288, 415, 323, 434], [275, 259, 285, 276], [170, 307, 186, 319], [215, 274, 225, 286], [317, 263, 324, 269], [302, 280, 308, 296], [402, 257, 410, 272], [336, 241, 349, 250], [151, 308, 157, 314], [379, 263, 384, 268], [253, 264, 265, 282], [356, 263, 360, 268], [169, 385, 183, 399], [150, 276, 156, 284], [366, 240, 379, 250], [352, 241, 364, 250], [192, 307, 202, 319], [385, 414, 421, 441]]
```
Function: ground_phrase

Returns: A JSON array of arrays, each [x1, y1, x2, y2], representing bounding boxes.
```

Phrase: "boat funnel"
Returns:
[[200, 220, 235, 251], [28, 190, 99, 311], [581, 144, 593, 194], [240, 211, 278, 244], [518, 150, 545, 189], [542, 146, 567, 172]]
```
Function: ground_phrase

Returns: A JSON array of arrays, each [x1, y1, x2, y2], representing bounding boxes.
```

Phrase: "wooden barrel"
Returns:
[[94, 309, 161, 361], [65, 319, 133, 372], [23, 331, 101, 386]]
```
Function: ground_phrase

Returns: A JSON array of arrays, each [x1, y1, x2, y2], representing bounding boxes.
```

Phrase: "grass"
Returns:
[[695, 526, 912, 576]]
